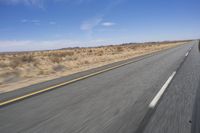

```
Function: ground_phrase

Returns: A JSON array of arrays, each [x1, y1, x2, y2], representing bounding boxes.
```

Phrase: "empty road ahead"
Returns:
[[0, 41, 199, 133]]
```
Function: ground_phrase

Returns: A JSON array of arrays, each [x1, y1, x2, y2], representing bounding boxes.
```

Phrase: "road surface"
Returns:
[[0, 41, 199, 133]]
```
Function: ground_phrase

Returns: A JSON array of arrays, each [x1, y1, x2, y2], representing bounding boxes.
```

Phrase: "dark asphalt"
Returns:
[[0, 41, 198, 133], [143, 41, 200, 133]]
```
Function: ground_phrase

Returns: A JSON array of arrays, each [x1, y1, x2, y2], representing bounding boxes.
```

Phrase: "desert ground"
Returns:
[[0, 41, 187, 93]]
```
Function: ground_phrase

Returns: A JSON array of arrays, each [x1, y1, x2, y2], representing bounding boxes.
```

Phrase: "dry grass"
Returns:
[[0, 41, 187, 93]]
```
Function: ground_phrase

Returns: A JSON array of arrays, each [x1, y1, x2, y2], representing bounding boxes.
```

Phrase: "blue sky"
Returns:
[[0, 0, 199, 52]]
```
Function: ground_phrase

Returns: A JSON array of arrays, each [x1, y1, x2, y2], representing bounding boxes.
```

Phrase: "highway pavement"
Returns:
[[143, 41, 200, 133], [0, 41, 199, 133]]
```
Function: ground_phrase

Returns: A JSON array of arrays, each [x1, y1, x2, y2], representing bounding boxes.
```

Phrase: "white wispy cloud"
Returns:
[[21, 19, 28, 23], [54, 0, 94, 4], [80, 0, 124, 38], [1, 0, 45, 8], [80, 16, 103, 31], [20, 19, 40, 25], [1, 0, 95, 6], [21, 19, 57, 25], [101, 22, 115, 27]]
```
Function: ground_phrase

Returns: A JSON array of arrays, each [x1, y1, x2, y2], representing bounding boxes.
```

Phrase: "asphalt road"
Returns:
[[143, 41, 200, 133], [0, 41, 199, 133]]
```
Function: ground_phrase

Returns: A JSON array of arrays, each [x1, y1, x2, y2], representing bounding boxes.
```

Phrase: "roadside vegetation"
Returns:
[[0, 41, 187, 93]]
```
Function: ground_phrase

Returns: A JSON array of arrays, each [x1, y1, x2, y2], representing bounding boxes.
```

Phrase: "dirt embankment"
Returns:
[[0, 41, 187, 93]]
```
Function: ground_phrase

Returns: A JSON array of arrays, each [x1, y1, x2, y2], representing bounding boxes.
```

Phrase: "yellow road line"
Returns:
[[0, 58, 142, 107], [0, 53, 155, 107]]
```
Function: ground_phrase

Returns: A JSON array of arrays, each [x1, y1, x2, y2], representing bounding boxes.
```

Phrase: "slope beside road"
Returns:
[[0, 41, 196, 133]]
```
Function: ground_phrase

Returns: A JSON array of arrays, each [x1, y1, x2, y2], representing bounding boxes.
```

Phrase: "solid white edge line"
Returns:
[[185, 52, 189, 57], [149, 71, 176, 108]]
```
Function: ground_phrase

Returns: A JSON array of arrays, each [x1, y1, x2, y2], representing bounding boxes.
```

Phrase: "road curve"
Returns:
[[0, 41, 197, 133]]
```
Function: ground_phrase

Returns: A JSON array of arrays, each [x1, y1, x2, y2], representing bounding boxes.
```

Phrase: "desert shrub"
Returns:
[[88, 49, 93, 53], [38, 70, 45, 75], [50, 56, 62, 63], [10, 58, 21, 68], [74, 50, 81, 54], [0, 63, 9, 68], [65, 56, 78, 61], [20, 55, 35, 63], [9, 55, 35, 68], [129, 46, 137, 50], [53, 65, 66, 71], [65, 51, 74, 56], [47, 51, 75, 57], [46, 51, 76, 63], [116, 47, 124, 52], [0, 55, 6, 60], [84, 60, 90, 64], [96, 50, 104, 56], [87, 49, 94, 55]]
